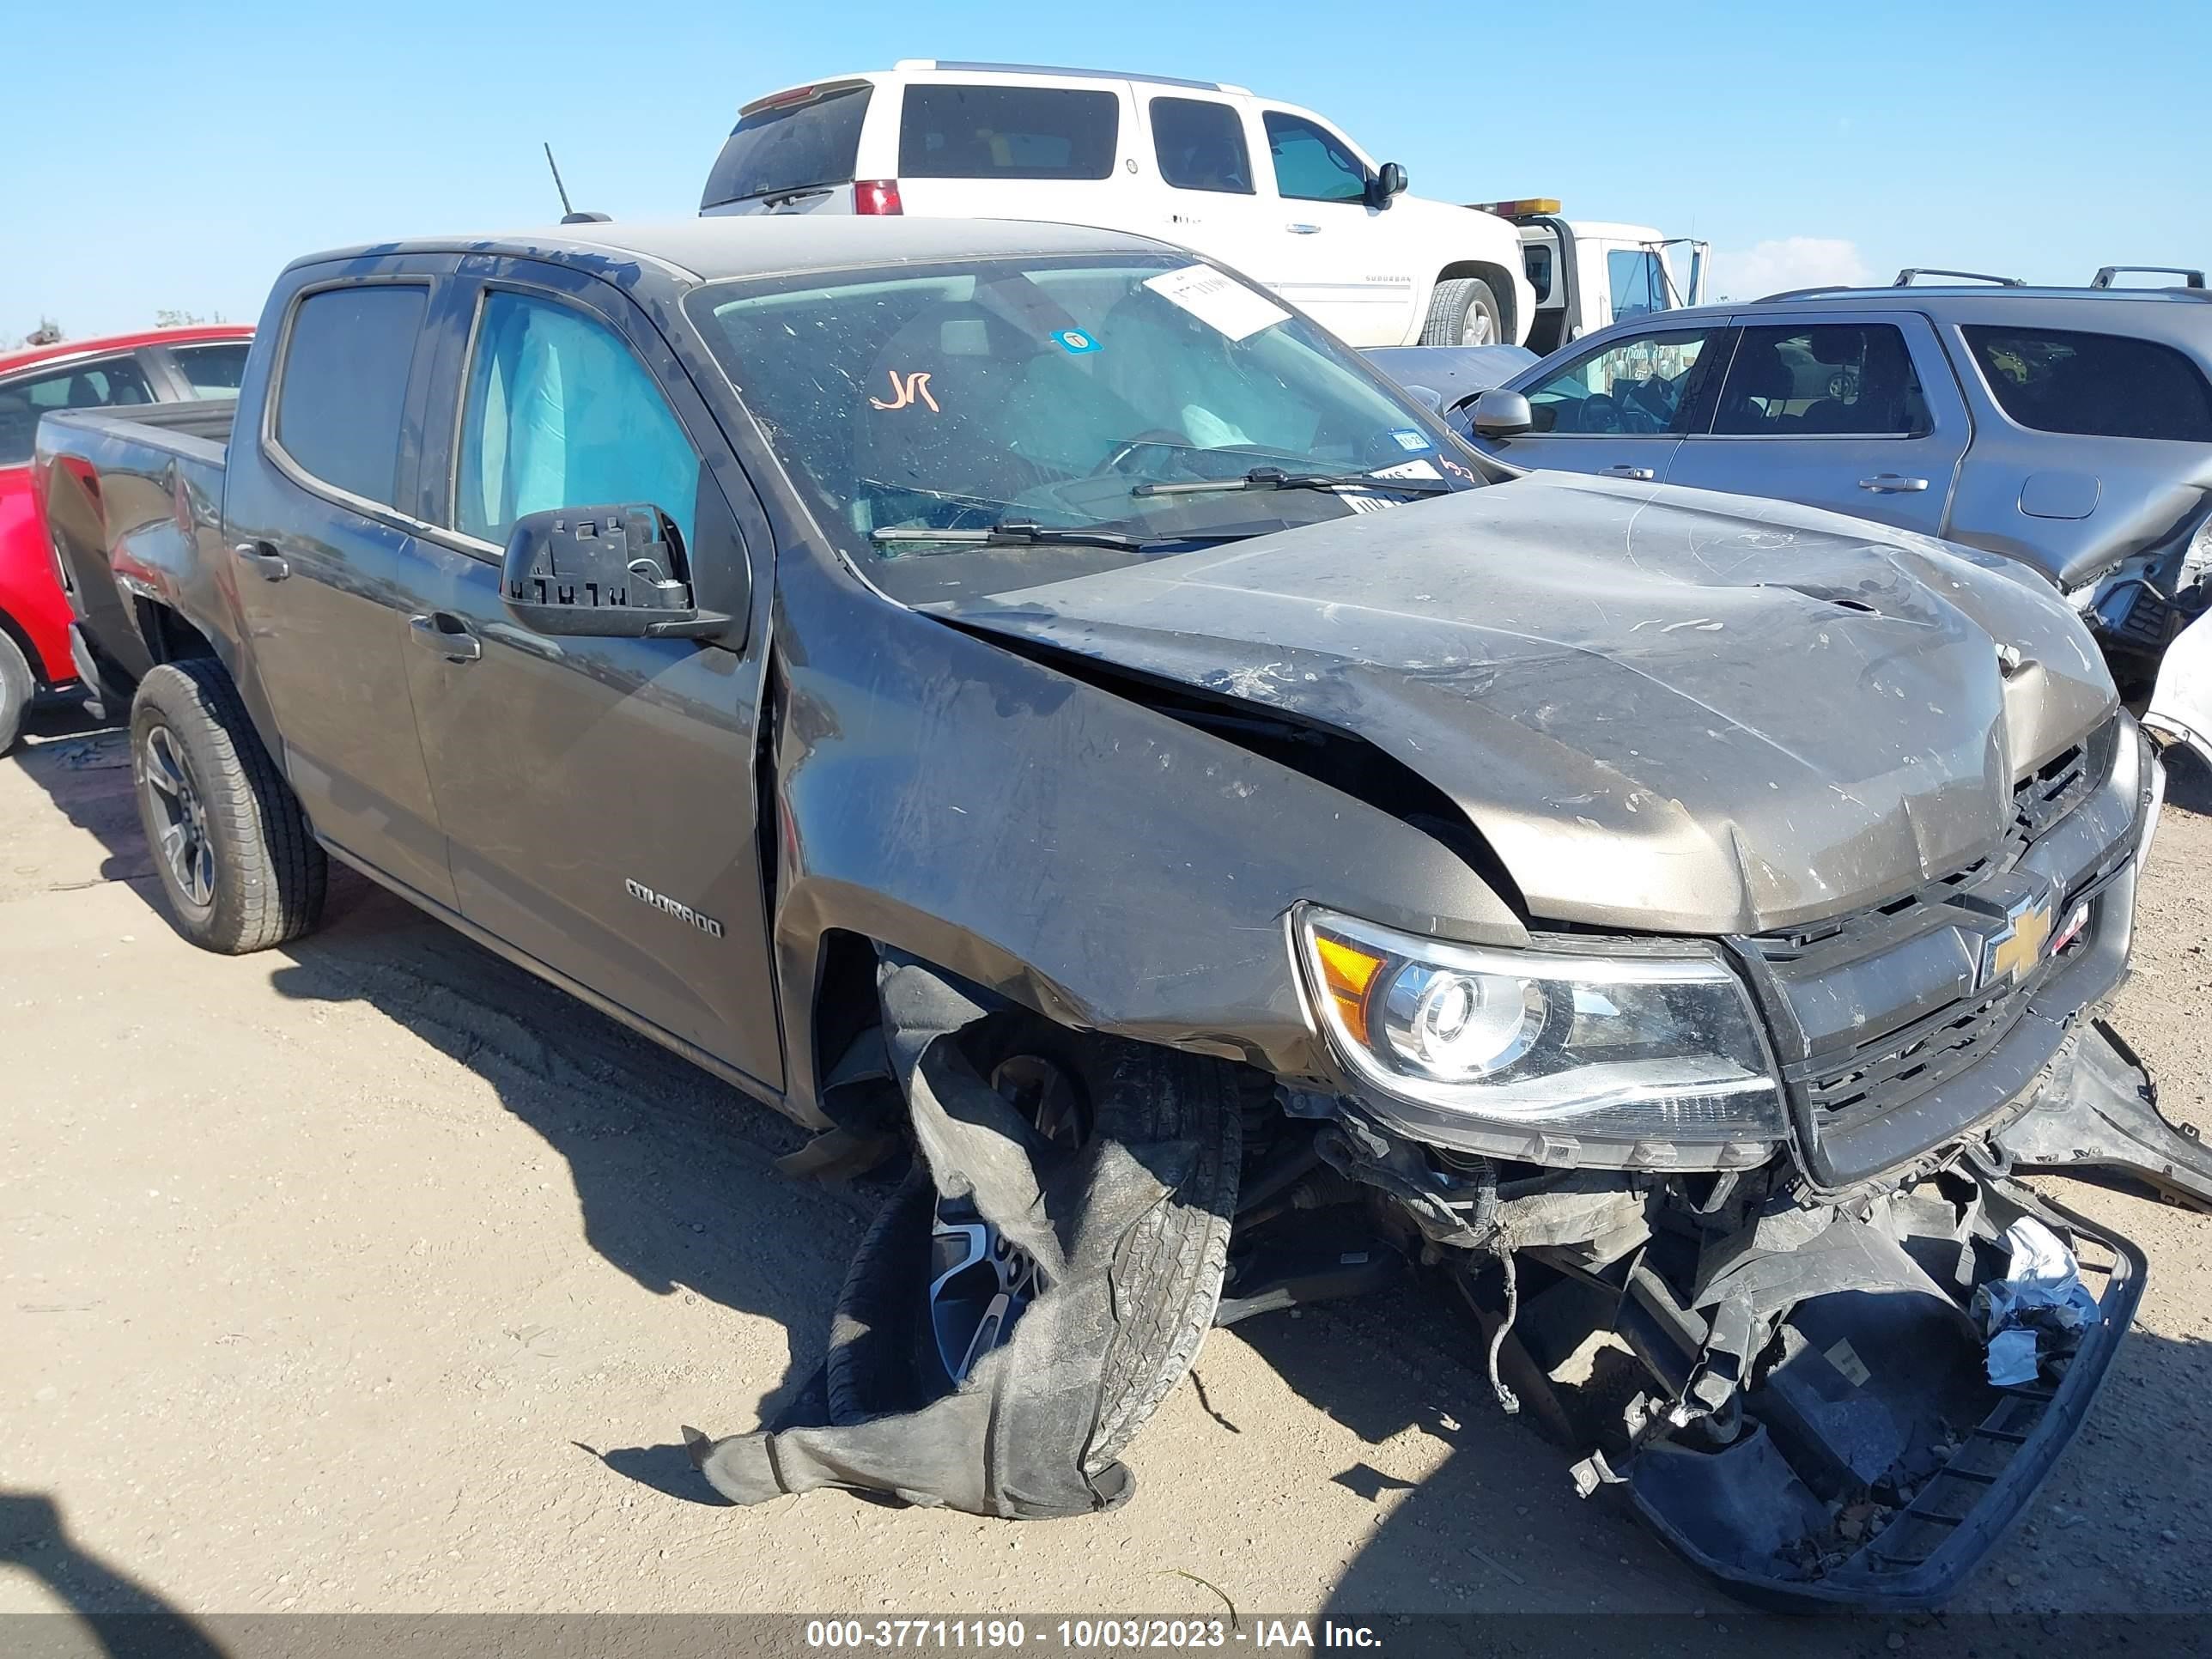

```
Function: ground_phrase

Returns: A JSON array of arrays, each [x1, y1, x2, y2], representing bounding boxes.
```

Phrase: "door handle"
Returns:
[[1285, 222, 1321, 234], [1603, 465, 1657, 481], [1858, 474, 1930, 493], [234, 540, 289, 581], [409, 612, 481, 663]]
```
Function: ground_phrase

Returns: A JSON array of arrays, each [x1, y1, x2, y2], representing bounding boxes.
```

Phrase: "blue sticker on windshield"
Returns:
[[1052, 328, 1102, 355], [1387, 428, 1432, 452]]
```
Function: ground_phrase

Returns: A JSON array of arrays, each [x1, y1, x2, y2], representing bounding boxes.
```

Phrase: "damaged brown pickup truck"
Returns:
[[35, 217, 2212, 1611]]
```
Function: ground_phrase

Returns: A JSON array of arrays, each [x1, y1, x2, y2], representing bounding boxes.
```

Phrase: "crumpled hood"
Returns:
[[943, 473, 2118, 934]]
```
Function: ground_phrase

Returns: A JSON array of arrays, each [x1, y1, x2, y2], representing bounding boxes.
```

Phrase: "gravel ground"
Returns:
[[3, 698, 2209, 1638]]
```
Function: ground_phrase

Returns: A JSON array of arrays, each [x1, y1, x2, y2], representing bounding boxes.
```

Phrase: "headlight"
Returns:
[[1297, 908, 1786, 1159]]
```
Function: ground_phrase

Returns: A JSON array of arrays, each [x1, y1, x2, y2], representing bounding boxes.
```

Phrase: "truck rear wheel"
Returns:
[[0, 629, 31, 755], [131, 659, 327, 953], [1421, 276, 1504, 347]]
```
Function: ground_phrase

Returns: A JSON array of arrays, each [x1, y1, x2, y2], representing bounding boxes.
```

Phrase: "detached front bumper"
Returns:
[[1623, 1019, 2204, 1611]]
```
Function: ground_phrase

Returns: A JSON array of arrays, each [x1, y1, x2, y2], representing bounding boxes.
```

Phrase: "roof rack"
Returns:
[[1749, 270, 2025, 303], [2093, 265, 2207, 289], [1893, 268, 2025, 287]]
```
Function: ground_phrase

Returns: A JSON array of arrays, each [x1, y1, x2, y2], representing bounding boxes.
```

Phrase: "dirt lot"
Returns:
[[4, 697, 2211, 1635]]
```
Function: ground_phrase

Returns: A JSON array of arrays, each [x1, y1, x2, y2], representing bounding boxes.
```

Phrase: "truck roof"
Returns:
[[290, 218, 1184, 293]]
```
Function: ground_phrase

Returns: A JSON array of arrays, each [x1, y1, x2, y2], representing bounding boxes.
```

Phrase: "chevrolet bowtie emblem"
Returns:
[[1982, 895, 2055, 990]]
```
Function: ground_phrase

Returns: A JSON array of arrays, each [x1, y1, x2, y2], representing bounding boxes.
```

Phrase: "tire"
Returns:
[[130, 659, 327, 953], [0, 628, 33, 756], [831, 1018, 1242, 1470], [1420, 276, 1504, 347]]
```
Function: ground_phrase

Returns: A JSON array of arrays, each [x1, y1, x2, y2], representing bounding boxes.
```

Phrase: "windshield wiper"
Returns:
[[869, 520, 1244, 553], [1131, 465, 1452, 500]]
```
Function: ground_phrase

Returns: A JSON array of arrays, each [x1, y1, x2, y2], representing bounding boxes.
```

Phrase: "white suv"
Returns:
[[701, 61, 1534, 350]]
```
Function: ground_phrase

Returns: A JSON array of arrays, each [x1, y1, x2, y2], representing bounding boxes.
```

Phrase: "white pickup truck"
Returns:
[[1468, 198, 1709, 353], [701, 60, 1536, 351]]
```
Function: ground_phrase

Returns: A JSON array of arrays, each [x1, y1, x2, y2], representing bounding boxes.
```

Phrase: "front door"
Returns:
[[1469, 323, 1724, 484], [1253, 109, 1411, 346], [399, 261, 782, 1092], [1665, 312, 1968, 537], [224, 268, 457, 906]]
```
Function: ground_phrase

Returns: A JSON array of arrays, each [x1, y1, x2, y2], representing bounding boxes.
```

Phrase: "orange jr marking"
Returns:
[[870, 369, 939, 412]]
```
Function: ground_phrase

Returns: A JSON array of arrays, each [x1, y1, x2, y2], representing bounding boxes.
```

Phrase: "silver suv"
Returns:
[[1462, 270, 2212, 678]]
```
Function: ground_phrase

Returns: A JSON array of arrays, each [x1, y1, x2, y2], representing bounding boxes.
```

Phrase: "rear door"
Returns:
[[397, 257, 782, 1093], [1467, 322, 1724, 483], [1141, 91, 1271, 268], [890, 74, 1134, 226], [1665, 311, 1968, 536], [223, 262, 459, 906]]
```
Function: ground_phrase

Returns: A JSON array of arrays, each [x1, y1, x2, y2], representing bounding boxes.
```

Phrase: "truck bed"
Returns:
[[36, 400, 239, 693], [50, 396, 238, 454]]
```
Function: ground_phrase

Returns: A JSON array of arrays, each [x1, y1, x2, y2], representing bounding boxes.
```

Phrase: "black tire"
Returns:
[[0, 627, 32, 756], [1420, 276, 1505, 347], [831, 1019, 1241, 1471], [130, 659, 327, 953]]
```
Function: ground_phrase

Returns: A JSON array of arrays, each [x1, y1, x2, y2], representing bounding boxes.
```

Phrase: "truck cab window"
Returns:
[[273, 285, 427, 508], [453, 291, 700, 550], [1150, 99, 1252, 193], [1261, 112, 1367, 204], [1524, 327, 1713, 434], [1607, 250, 1670, 319]]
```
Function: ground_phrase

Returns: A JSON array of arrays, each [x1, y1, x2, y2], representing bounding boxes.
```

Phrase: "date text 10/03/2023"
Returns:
[[803, 1620, 1384, 1650]]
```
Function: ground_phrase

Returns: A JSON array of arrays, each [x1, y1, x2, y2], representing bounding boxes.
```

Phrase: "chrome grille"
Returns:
[[1742, 720, 2124, 1131]]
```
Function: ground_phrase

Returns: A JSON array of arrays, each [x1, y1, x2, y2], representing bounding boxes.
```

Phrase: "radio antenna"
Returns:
[[544, 143, 575, 218]]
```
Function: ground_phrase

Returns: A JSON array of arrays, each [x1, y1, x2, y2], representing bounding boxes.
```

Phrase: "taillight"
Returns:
[[854, 179, 903, 216]]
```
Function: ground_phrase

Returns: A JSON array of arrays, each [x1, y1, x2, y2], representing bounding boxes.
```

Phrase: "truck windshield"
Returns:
[[686, 253, 1478, 596]]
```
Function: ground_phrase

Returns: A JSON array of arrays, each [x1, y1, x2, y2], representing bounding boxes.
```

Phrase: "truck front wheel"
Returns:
[[1421, 276, 1504, 347], [830, 1018, 1242, 1473], [131, 660, 326, 953]]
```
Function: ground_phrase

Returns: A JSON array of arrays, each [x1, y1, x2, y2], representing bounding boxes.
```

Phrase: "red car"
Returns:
[[0, 324, 253, 750]]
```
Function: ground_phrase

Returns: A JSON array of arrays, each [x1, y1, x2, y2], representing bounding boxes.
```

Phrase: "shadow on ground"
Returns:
[[10, 705, 852, 1507], [0, 1490, 223, 1655]]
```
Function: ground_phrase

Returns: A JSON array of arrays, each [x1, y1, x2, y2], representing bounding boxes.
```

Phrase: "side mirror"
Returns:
[[501, 504, 730, 641], [1469, 389, 1534, 438], [1370, 161, 1408, 208]]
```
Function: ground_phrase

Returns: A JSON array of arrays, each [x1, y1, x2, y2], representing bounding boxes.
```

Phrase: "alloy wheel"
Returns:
[[141, 724, 216, 908], [925, 1054, 1088, 1384]]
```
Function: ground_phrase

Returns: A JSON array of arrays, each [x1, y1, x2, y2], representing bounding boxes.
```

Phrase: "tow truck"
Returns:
[[1469, 198, 1709, 354]]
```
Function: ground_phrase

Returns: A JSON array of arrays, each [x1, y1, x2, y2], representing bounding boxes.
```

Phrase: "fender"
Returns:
[[764, 544, 1527, 1123]]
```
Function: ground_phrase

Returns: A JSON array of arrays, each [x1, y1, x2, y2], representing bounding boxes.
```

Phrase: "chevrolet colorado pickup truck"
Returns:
[[36, 217, 2212, 1609]]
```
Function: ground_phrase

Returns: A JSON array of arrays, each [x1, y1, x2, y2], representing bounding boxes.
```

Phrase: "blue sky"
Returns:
[[6, 0, 2207, 343]]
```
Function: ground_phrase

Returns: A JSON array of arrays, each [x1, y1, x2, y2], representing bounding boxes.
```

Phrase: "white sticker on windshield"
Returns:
[[1144, 264, 1291, 342], [1371, 458, 1442, 482]]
